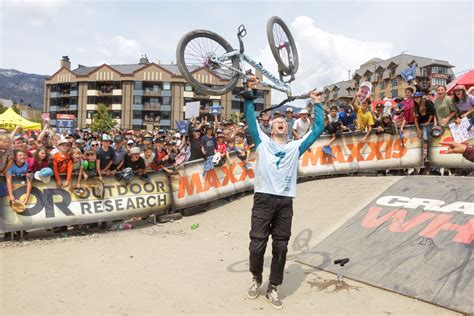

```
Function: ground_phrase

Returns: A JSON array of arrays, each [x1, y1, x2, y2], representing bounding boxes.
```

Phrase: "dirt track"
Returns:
[[0, 176, 459, 315]]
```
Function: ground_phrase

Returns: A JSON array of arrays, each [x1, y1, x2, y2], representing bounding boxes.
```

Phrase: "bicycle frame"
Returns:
[[210, 50, 292, 97]]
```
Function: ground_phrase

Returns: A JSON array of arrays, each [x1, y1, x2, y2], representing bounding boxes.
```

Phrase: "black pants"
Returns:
[[249, 192, 293, 286]]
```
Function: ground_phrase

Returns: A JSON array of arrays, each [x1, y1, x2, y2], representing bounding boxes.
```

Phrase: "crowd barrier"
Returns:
[[1, 125, 472, 233]]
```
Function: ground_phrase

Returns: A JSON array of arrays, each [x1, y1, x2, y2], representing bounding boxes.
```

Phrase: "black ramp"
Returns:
[[297, 176, 474, 313]]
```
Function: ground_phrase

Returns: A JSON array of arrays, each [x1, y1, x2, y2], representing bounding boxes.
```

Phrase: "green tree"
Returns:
[[91, 103, 118, 132], [0, 101, 6, 114]]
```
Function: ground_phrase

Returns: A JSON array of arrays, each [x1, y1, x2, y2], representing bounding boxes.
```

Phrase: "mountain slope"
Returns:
[[0, 68, 46, 109]]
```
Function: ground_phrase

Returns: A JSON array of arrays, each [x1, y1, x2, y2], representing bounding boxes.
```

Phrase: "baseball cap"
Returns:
[[126, 130, 133, 135], [454, 85, 466, 91], [413, 92, 423, 97], [130, 147, 141, 155], [34, 167, 54, 184], [299, 109, 309, 115], [238, 122, 245, 127], [127, 139, 135, 145], [285, 107, 293, 113], [102, 134, 112, 141], [58, 139, 70, 146], [158, 129, 165, 133], [114, 135, 124, 142], [75, 139, 85, 145]]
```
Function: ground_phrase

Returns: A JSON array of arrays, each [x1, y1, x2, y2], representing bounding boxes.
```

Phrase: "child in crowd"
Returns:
[[352, 92, 374, 142], [338, 105, 357, 131], [235, 133, 250, 164], [141, 145, 155, 172], [118, 147, 147, 182], [52, 139, 73, 188], [27, 146, 50, 174], [216, 133, 227, 159], [375, 113, 396, 135], [6, 149, 33, 207], [77, 149, 102, 188]]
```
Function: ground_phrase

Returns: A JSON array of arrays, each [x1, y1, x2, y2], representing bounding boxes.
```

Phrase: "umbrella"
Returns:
[[446, 69, 474, 92]]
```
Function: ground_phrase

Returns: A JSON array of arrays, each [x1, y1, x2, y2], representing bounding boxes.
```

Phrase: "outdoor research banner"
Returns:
[[429, 129, 474, 168], [0, 172, 171, 233]]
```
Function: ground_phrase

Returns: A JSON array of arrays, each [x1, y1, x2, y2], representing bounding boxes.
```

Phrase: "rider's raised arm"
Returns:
[[298, 94, 325, 156], [244, 96, 262, 148]]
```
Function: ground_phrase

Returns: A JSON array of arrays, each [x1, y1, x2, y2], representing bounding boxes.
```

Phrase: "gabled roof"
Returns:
[[71, 63, 180, 77]]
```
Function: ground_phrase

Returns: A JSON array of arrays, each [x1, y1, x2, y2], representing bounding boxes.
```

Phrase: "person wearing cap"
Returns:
[[273, 111, 282, 119], [433, 85, 457, 128], [97, 134, 115, 176], [400, 86, 416, 133], [200, 123, 217, 158], [77, 149, 102, 188], [351, 91, 374, 142], [242, 75, 325, 309], [413, 91, 435, 140], [150, 138, 173, 174], [373, 103, 385, 128], [111, 135, 127, 174], [123, 147, 146, 176], [452, 85, 474, 126], [52, 139, 73, 188], [375, 112, 396, 135], [292, 109, 311, 140], [284, 108, 295, 141]]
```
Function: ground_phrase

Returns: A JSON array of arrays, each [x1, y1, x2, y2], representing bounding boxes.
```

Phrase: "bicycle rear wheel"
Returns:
[[266, 16, 299, 76], [176, 30, 240, 95]]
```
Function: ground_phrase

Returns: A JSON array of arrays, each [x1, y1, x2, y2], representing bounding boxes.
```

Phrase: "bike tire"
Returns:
[[176, 30, 240, 96], [266, 16, 299, 76]]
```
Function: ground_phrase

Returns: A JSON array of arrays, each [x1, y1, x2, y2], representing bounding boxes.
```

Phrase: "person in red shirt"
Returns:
[[52, 139, 73, 188], [216, 133, 227, 158], [151, 138, 173, 174]]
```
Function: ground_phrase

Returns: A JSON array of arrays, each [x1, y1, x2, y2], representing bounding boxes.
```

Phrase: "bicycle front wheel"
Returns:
[[176, 30, 240, 96], [266, 16, 299, 76]]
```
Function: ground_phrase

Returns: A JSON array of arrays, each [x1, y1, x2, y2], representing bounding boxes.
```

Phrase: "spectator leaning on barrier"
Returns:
[[97, 134, 115, 176], [27, 146, 50, 174], [124, 147, 147, 177], [351, 92, 374, 142], [292, 109, 311, 140], [77, 149, 102, 188], [52, 139, 73, 188], [338, 105, 357, 131], [0, 135, 14, 178], [6, 149, 33, 206], [413, 91, 435, 140], [111, 135, 126, 174], [452, 85, 474, 125], [400, 86, 416, 132], [433, 85, 457, 128], [200, 123, 217, 158], [375, 113, 396, 135], [141, 145, 155, 171], [373, 103, 385, 128], [189, 127, 203, 162]]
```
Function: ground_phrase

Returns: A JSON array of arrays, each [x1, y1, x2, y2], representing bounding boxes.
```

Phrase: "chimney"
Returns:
[[61, 56, 71, 70], [348, 70, 351, 80], [139, 54, 149, 64]]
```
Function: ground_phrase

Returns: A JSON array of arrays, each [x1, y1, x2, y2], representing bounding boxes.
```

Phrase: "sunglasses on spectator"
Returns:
[[144, 137, 153, 141], [262, 119, 269, 122], [91, 143, 98, 147]]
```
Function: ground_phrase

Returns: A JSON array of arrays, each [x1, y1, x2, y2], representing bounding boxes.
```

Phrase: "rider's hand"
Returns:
[[246, 75, 260, 90], [309, 90, 322, 104], [440, 142, 467, 155]]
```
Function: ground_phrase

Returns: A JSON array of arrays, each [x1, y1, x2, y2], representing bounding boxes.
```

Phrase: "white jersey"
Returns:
[[293, 118, 311, 138], [253, 124, 307, 198]]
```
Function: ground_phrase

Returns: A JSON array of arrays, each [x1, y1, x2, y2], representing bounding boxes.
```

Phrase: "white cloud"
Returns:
[[3, 0, 69, 26], [257, 16, 393, 106], [85, 35, 143, 65]]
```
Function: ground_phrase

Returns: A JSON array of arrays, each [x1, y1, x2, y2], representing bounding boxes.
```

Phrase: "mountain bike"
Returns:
[[176, 16, 299, 97]]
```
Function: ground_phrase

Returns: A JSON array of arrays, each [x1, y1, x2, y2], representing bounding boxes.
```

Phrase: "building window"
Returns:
[[431, 77, 447, 86], [133, 110, 142, 119], [112, 96, 122, 104], [132, 125, 142, 130], [113, 81, 122, 89], [391, 78, 398, 87], [391, 90, 398, 98], [88, 82, 96, 90], [254, 103, 264, 111], [380, 81, 385, 89], [185, 84, 193, 92], [70, 97, 78, 105], [421, 68, 427, 77], [86, 111, 95, 119], [162, 97, 171, 105], [110, 111, 121, 119], [70, 82, 77, 91], [162, 82, 171, 90], [161, 111, 171, 119], [134, 81, 143, 90], [87, 96, 96, 104], [133, 96, 142, 104], [379, 92, 385, 100], [432, 66, 447, 75], [231, 100, 241, 110], [390, 66, 397, 76]]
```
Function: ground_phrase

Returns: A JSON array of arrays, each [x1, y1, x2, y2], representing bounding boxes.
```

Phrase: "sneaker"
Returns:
[[247, 278, 261, 300], [265, 286, 283, 310]]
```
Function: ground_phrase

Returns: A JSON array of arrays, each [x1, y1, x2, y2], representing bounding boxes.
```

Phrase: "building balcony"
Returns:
[[97, 90, 113, 96], [143, 103, 161, 111], [144, 117, 161, 123], [144, 89, 161, 96]]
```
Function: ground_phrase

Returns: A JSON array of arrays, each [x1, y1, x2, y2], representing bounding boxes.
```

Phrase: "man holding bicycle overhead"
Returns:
[[243, 76, 325, 309]]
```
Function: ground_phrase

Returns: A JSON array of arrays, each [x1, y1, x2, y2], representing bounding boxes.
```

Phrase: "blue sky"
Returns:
[[1, 0, 472, 99]]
